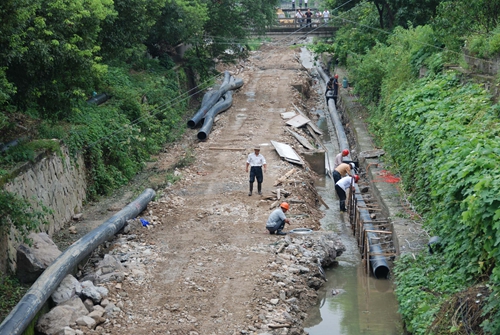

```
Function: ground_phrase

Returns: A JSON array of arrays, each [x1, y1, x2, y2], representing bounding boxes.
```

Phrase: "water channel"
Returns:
[[303, 111, 404, 334]]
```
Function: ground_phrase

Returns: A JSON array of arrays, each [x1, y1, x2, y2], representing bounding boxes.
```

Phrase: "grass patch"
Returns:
[[0, 274, 29, 323]]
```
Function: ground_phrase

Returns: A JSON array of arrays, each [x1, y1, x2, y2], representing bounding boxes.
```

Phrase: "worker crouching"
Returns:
[[266, 202, 290, 235]]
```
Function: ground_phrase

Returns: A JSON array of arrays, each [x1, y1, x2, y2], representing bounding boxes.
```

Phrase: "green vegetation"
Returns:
[[0, 0, 279, 242], [0, 275, 28, 323], [322, 0, 500, 333], [0, 189, 52, 244]]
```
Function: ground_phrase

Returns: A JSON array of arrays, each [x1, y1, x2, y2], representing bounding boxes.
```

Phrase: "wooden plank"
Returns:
[[285, 127, 315, 150], [274, 168, 296, 186], [286, 114, 310, 128], [306, 124, 324, 146], [305, 183, 330, 209], [209, 147, 246, 151], [365, 230, 393, 234], [292, 103, 323, 135], [277, 188, 281, 200]]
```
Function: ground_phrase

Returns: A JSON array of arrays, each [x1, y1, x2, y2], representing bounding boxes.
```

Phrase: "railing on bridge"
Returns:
[[265, 8, 337, 36]]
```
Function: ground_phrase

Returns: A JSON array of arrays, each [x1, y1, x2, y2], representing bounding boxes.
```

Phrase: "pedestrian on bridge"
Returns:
[[246, 146, 267, 196], [335, 175, 359, 212], [323, 9, 330, 23], [292, 0, 295, 9], [305, 8, 313, 27], [295, 9, 304, 27]]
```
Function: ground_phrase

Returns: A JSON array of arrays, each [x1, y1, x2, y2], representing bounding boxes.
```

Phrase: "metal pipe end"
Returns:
[[197, 132, 208, 141], [187, 120, 197, 128]]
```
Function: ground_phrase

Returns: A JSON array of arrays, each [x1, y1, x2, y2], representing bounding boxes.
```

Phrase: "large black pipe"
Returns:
[[0, 188, 156, 335], [86, 93, 109, 105], [317, 66, 390, 279], [187, 71, 232, 128], [187, 72, 243, 128], [197, 91, 234, 141]]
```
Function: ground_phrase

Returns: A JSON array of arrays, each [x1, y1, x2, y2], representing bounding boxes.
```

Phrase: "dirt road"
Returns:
[[67, 41, 334, 335]]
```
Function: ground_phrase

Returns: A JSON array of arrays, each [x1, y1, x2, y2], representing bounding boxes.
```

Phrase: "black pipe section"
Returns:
[[317, 66, 390, 279], [86, 93, 109, 105], [187, 71, 231, 128], [0, 188, 156, 335], [187, 72, 243, 128], [197, 91, 234, 141]]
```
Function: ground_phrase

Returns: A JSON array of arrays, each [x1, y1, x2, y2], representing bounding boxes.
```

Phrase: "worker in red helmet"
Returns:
[[334, 149, 349, 168], [266, 202, 291, 235], [335, 175, 359, 212]]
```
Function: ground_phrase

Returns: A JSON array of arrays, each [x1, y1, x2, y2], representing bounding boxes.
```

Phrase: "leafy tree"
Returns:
[[99, 0, 167, 62], [0, 0, 41, 107], [146, 0, 209, 59], [326, 0, 439, 29], [4, 0, 114, 119]]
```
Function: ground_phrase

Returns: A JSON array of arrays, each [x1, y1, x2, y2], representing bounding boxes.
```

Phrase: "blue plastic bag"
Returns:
[[140, 218, 150, 227]]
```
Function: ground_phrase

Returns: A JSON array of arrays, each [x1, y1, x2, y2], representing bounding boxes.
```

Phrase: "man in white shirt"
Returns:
[[246, 146, 267, 196], [295, 9, 303, 27], [335, 175, 359, 212], [323, 9, 330, 23]]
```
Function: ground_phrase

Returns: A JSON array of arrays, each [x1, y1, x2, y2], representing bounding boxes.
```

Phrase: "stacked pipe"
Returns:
[[316, 66, 390, 279], [187, 71, 243, 140]]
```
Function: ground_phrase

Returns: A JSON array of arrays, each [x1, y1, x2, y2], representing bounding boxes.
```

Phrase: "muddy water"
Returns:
[[303, 115, 404, 334]]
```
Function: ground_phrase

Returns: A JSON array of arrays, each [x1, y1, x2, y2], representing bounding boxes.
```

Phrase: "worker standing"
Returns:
[[266, 202, 290, 235], [332, 74, 339, 105], [246, 146, 267, 196], [334, 149, 349, 168], [335, 175, 359, 212]]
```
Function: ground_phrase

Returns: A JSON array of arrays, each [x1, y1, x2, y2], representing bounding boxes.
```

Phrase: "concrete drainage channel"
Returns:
[[316, 65, 395, 279], [300, 55, 403, 334]]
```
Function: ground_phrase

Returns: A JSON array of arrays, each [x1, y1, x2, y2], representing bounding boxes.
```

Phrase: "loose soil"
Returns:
[[54, 41, 333, 334]]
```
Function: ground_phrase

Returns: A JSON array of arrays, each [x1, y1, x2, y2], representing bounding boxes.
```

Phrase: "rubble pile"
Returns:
[[36, 218, 344, 334]]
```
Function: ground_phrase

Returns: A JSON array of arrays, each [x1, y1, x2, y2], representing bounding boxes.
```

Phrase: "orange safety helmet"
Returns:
[[280, 202, 290, 210], [342, 149, 349, 156], [334, 74, 339, 79], [354, 174, 360, 183]]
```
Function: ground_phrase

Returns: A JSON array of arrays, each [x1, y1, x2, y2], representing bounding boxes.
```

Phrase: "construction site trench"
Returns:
[[29, 39, 428, 335]]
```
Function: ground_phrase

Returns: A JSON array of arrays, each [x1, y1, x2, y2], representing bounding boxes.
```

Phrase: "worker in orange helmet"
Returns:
[[266, 202, 290, 235]]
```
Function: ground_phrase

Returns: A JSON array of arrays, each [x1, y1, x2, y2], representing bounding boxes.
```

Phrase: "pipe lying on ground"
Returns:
[[316, 66, 390, 279], [187, 72, 243, 128], [187, 71, 231, 128], [0, 188, 156, 335], [86, 93, 109, 105], [197, 91, 234, 140]]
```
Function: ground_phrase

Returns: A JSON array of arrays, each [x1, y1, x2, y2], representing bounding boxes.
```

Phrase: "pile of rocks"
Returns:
[[241, 232, 346, 334]]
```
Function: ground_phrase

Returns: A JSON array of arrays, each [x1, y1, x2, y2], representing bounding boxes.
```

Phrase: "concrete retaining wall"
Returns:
[[1, 145, 87, 273]]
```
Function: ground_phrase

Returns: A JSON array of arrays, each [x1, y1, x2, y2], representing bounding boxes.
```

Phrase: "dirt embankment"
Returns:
[[53, 41, 341, 335]]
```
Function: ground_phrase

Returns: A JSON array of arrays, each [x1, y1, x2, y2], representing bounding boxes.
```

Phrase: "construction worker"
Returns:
[[246, 146, 267, 196], [334, 149, 349, 168], [335, 175, 359, 212], [266, 202, 290, 235], [333, 162, 356, 184]]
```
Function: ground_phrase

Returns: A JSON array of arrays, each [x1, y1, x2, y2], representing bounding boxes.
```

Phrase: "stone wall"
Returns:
[[1, 145, 87, 273]]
